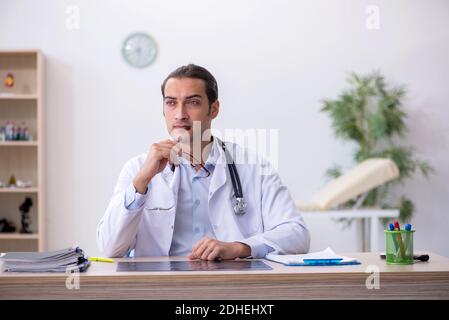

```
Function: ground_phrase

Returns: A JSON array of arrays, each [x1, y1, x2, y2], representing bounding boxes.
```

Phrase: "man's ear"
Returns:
[[209, 100, 220, 119]]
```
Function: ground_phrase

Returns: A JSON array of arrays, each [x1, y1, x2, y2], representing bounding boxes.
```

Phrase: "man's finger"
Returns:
[[157, 148, 176, 162], [200, 245, 215, 260], [192, 237, 211, 253], [150, 140, 176, 150], [207, 247, 221, 261], [156, 143, 178, 151], [191, 238, 206, 255], [193, 242, 209, 259], [157, 144, 180, 155], [193, 239, 211, 259]]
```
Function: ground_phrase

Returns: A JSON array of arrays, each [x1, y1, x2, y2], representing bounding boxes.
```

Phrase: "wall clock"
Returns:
[[122, 32, 157, 68]]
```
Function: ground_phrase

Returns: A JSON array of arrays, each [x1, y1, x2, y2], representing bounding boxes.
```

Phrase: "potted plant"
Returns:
[[321, 71, 433, 223]]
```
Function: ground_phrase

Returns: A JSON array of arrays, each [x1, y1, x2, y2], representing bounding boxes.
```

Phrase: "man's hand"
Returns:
[[188, 236, 251, 261], [133, 139, 180, 194]]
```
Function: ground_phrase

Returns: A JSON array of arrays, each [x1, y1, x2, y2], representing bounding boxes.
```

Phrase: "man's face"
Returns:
[[163, 77, 219, 143]]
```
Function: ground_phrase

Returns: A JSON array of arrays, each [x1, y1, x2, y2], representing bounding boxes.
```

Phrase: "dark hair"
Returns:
[[161, 64, 218, 106]]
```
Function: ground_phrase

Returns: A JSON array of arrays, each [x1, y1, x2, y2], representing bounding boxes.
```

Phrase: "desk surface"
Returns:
[[1, 252, 449, 299]]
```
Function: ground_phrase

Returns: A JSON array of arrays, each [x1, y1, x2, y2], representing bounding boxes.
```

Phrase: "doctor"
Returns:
[[97, 64, 310, 260]]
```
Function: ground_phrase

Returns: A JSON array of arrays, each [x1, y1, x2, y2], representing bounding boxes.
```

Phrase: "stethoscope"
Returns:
[[168, 137, 247, 216], [218, 138, 247, 216]]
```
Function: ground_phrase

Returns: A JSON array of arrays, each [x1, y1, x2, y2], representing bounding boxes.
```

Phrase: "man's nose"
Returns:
[[174, 104, 189, 120]]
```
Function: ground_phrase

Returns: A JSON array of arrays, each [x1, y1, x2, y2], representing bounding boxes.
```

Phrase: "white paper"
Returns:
[[266, 247, 358, 265]]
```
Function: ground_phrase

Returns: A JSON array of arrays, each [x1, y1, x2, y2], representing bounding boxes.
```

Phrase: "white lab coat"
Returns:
[[97, 141, 310, 258]]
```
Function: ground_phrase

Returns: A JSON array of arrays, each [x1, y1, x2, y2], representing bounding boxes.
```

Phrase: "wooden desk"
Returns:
[[1, 252, 449, 299]]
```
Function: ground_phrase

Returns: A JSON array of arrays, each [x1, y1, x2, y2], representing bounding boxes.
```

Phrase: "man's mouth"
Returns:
[[173, 124, 192, 130]]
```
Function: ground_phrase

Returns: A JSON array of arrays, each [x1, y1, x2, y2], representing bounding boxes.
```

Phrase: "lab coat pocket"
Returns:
[[230, 194, 262, 237], [235, 213, 262, 237], [143, 194, 176, 227], [143, 188, 176, 211]]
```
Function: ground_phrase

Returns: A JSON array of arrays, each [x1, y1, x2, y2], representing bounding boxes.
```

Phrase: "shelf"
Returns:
[[0, 49, 41, 55], [0, 141, 38, 147], [0, 233, 39, 240], [0, 188, 38, 193], [0, 49, 44, 252], [0, 94, 38, 100]]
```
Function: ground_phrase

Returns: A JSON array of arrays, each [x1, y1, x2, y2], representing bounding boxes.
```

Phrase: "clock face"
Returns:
[[122, 33, 157, 68]]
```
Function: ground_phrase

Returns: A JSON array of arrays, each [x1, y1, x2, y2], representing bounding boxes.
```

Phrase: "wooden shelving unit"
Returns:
[[0, 50, 45, 252]]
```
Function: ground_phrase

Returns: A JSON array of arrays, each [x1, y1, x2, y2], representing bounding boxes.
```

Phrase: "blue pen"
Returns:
[[404, 223, 412, 254], [303, 258, 343, 265]]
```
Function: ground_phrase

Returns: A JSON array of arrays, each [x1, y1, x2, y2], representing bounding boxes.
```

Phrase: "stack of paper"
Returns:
[[0, 247, 90, 272], [266, 247, 360, 266]]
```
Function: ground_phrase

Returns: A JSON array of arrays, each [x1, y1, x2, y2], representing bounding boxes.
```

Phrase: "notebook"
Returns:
[[0, 247, 90, 272], [266, 247, 361, 266]]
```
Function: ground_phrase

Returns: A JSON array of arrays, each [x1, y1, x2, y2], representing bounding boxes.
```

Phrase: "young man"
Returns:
[[97, 64, 310, 260]]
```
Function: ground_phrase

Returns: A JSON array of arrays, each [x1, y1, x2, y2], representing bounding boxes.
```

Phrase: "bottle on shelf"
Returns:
[[1, 120, 32, 141], [0, 125, 5, 141]]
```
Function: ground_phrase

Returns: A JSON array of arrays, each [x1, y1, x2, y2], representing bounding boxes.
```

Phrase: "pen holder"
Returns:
[[384, 230, 414, 265]]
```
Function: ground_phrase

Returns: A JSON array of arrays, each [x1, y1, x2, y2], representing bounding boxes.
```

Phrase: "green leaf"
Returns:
[[398, 196, 414, 223], [416, 160, 435, 178], [367, 113, 388, 141], [325, 164, 343, 181]]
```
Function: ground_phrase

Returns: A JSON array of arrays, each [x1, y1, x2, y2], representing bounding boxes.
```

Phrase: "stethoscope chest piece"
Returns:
[[233, 197, 247, 216]]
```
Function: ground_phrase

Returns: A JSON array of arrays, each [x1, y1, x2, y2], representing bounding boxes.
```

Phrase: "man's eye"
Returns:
[[187, 100, 200, 105], [166, 100, 176, 106]]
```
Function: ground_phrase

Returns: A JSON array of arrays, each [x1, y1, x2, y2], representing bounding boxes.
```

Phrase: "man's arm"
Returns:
[[96, 157, 147, 257], [241, 159, 310, 256]]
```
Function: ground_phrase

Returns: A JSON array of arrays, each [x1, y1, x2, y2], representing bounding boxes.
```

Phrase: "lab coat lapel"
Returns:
[[161, 164, 181, 203], [208, 140, 229, 199], [208, 141, 245, 240]]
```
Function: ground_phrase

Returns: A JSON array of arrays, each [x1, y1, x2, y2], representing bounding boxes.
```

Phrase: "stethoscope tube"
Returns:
[[221, 142, 242, 198]]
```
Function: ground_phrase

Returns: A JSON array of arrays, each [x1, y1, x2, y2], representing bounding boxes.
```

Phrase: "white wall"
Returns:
[[1, 0, 448, 257]]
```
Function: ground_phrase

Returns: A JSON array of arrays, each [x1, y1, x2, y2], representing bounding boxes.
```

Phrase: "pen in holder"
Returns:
[[385, 229, 414, 265]]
